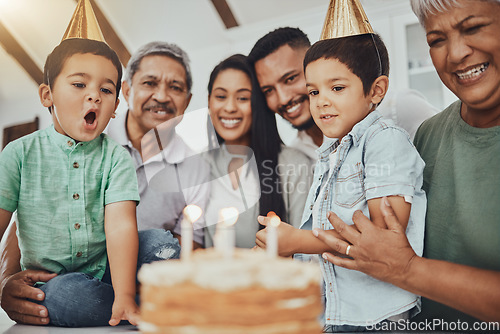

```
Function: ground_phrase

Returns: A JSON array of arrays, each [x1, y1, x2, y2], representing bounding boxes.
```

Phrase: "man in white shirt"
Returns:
[[107, 41, 209, 247], [248, 27, 323, 165]]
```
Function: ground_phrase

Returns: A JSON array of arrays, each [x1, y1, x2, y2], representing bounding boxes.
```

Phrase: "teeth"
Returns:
[[456, 63, 488, 80], [322, 115, 334, 119], [287, 103, 300, 114], [221, 118, 241, 125], [152, 110, 167, 114]]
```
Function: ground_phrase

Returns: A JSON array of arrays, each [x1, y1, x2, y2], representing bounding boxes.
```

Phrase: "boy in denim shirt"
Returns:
[[257, 33, 426, 330], [0, 37, 179, 327]]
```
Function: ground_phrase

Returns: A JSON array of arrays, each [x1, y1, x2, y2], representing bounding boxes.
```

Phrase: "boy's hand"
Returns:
[[255, 216, 298, 257], [109, 294, 139, 326]]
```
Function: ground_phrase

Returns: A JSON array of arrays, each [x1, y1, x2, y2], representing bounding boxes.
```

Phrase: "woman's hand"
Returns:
[[313, 197, 417, 285]]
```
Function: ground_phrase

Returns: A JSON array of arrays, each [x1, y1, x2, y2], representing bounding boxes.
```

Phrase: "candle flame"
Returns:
[[183, 204, 202, 223], [267, 211, 277, 218], [220, 207, 239, 226], [270, 216, 281, 227]]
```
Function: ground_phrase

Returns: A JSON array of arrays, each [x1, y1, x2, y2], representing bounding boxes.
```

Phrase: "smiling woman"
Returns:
[[203, 54, 311, 249], [208, 68, 253, 147]]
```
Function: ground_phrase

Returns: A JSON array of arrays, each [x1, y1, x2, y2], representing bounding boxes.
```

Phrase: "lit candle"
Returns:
[[267, 214, 281, 258], [216, 207, 239, 258], [181, 204, 202, 261]]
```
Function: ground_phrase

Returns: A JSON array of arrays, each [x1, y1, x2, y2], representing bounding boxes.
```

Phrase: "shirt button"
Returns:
[[310, 204, 313, 210], [74, 223, 81, 230], [67, 140, 73, 147], [73, 162, 79, 168], [73, 193, 80, 200], [76, 251, 82, 257]]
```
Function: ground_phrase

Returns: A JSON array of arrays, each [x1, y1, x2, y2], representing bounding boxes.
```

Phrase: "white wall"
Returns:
[[0, 1, 415, 148]]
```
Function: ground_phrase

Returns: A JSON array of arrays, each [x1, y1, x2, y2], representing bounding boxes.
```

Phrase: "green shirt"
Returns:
[[413, 101, 500, 322], [0, 126, 139, 279]]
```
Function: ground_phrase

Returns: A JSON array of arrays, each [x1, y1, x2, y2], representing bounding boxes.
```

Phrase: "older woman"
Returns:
[[314, 0, 500, 324]]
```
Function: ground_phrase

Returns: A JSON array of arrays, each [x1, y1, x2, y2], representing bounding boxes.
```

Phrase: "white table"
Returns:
[[0, 309, 138, 333]]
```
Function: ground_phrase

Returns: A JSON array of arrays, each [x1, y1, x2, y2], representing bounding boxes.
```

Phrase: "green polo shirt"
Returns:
[[0, 125, 139, 279]]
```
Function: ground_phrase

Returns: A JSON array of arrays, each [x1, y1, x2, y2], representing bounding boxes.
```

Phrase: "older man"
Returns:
[[107, 41, 209, 246], [0, 41, 209, 325], [248, 27, 323, 164]]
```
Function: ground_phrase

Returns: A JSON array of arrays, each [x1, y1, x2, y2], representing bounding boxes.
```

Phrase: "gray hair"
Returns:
[[125, 41, 192, 94], [410, 0, 499, 27]]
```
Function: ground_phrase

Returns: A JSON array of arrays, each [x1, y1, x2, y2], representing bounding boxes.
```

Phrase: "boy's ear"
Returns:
[[39, 84, 53, 108], [111, 98, 120, 119], [122, 80, 131, 104], [370, 75, 389, 105]]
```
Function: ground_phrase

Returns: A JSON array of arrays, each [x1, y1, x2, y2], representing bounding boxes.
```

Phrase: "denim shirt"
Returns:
[[299, 111, 426, 326]]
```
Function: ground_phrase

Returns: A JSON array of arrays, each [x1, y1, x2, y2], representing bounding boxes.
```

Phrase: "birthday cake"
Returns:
[[138, 248, 323, 334]]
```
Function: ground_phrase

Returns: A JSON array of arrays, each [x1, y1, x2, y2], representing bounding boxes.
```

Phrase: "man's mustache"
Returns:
[[144, 103, 176, 114]]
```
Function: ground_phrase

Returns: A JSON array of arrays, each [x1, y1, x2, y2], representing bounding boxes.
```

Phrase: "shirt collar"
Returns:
[[47, 124, 102, 154], [296, 130, 315, 145], [105, 110, 189, 164], [314, 110, 383, 159], [149, 132, 187, 164], [348, 110, 383, 146], [316, 136, 339, 160]]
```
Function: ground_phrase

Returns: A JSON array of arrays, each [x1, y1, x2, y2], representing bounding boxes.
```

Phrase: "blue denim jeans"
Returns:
[[35, 229, 180, 327], [323, 324, 368, 332]]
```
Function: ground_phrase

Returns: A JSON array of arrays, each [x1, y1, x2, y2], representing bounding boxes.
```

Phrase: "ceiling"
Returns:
[[0, 0, 405, 115]]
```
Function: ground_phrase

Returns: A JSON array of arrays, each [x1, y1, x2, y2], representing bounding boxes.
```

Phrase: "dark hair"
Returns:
[[248, 27, 310, 66], [44, 38, 122, 100], [207, 54, 286, 224], [303, 33, 389, 95]]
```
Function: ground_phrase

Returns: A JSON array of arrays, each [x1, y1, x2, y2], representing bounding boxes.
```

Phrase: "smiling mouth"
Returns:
[[147, 109, 174, 115], [145, 104, 175, 115], [150, 110, 172, 115], [286, 103, 301, 114], [220, 118, 242, 127], [84, 111, 96, 125], [456, 63, 488, 80], [320, 115, 336, 120], [279, 95, 308, 116]]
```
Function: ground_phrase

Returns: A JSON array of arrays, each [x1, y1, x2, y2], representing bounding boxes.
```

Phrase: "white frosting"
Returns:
[[276, 296, 318, 309], [138, 248, 321, 291], [139, 321, 159, 332]]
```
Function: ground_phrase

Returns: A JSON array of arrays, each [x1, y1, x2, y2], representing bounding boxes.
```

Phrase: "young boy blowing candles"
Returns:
[[0, 0, 179, 327]]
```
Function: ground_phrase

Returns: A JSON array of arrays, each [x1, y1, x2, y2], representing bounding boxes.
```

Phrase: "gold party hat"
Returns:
[[320, 0, 374, 40], [62, 0, 105, 42]]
